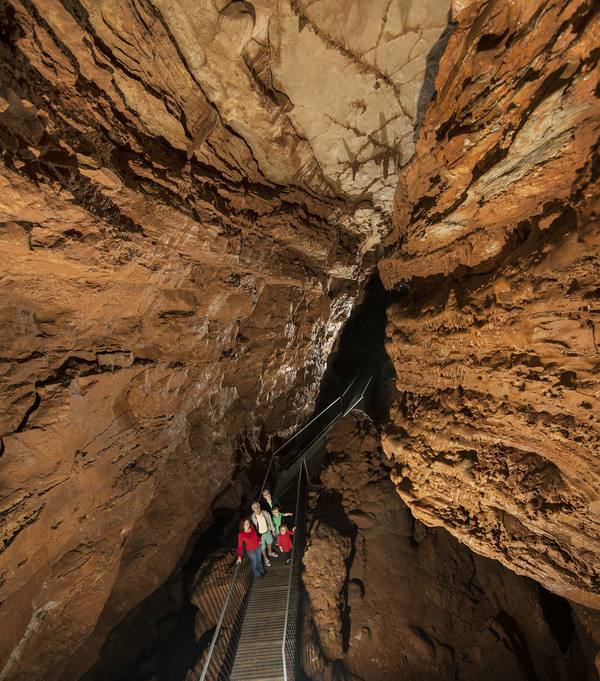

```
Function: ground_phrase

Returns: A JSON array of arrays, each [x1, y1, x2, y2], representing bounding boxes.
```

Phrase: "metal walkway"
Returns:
[[198, 375, 371, 681], [229, 554, 301, 681]]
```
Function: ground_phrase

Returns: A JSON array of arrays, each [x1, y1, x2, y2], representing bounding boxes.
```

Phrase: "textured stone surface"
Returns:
[[378, 0, 600, 609], [303, 522, 351, 661], [304, 412, 598, 681], [1, 0, 598, 678], [0, 0, 450, 678]]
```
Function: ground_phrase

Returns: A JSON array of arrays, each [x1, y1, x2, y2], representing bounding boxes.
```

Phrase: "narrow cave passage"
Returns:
[[85, 267, 399, 681], [103, 271, 401, 681], [0, 1, 598, 681]]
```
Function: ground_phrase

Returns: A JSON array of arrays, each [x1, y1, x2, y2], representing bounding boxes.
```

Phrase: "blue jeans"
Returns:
[[247, 547, 265, 577]]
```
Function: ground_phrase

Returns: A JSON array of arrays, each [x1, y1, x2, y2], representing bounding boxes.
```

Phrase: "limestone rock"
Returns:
[[303, 521, 352, 661], [304, 412, 597, 681], [378, 0, 600, 609], [0, 0, 451, 676]]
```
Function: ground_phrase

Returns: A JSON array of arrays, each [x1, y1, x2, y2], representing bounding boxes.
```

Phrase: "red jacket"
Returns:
[[278, 529, 294, 552], [237, 527, 261, 557]]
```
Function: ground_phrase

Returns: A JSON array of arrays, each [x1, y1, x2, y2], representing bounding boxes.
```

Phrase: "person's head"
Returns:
[[251, 501, 261, 514], [272, 505, 280, 517], [240, 517, 251, 533], [262, 489, 272, 502], [280, 523, 288, 534]]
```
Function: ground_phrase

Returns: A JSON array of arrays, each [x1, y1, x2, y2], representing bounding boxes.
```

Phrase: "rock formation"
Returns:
[[304, 412, 598, 681], [0, 1, 450, 679], [1, 0, 598, 679], [379, 0, 600, 610]]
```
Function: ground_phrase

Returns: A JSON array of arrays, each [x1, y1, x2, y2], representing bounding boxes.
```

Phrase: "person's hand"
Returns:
[[285, 512, 293, 516], [292, 526, 296, 532], [236, 557, 241, 565]]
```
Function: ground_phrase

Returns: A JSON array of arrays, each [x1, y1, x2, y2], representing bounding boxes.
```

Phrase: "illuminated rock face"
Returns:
[[0, 1, 450, 679], [1, 0, 598, 678], [379, 0, 600, 610]]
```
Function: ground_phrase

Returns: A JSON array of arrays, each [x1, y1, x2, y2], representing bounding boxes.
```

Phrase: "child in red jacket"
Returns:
[[278, 524, 296, 564]]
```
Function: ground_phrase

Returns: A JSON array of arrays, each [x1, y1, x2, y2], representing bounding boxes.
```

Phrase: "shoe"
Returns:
[[270, 552, 278, 558], [255, 574, 264, 579], [265, 559, 271, 567]]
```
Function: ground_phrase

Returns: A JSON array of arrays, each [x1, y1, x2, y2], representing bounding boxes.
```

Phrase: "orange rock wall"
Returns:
[[379, 0, 600, 609], [0, 3, 379, 678], [304, 412, 598, 681]]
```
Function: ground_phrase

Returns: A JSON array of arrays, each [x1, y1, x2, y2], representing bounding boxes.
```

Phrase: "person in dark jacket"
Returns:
[[260, 488, 281, 512], [236, 517, 265, 578]]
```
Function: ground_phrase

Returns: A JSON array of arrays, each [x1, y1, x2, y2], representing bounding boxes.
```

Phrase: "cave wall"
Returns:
[[0, 1, 455, 679], [1, 0, 598, 678], [303, 412, 598, 681], [378, 0, 600, 609]]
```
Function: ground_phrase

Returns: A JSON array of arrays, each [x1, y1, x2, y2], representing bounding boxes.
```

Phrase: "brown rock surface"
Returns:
[[303, 522, 351, 661], [0, 0, 450, 677], [378, 0, 600, 609], [304, 412, 598, 681], [1, 0, 598, 678]]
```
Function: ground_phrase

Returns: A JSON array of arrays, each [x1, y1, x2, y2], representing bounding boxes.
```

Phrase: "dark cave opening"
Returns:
[[496, 609, 539, 681], [537, 584, 575, 654], [315, 269, 402, 423]]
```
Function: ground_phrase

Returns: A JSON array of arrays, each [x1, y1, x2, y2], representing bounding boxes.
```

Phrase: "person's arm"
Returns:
[[265, 510, 275, 534], [237, 533, 244, 561]]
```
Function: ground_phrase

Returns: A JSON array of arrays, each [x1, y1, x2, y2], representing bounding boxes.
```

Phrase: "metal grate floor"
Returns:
[[229, 557, 299, 681]]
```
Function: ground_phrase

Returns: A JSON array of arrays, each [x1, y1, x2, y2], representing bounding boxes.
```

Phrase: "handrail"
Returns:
[[281, 373, 372, 475], [258, 374, 359, 497], [343, 374, 372, 416], [279, 373, 372, 680], [198, 562, 241, 681], [282, 454, 305, 681]]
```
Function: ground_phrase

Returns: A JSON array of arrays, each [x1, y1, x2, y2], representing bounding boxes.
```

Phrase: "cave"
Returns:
[[0, 1, 598, 681]]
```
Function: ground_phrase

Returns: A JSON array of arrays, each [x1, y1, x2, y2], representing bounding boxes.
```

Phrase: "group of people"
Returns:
[[236, 488, 296, 578]]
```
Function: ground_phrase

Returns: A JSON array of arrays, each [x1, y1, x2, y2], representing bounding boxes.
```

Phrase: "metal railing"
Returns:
[[281, 451, 309, 681], [280, 374, 372, 681], [259, 375, 358, 497], [277, 374, 373, 485], [196, 558, 253, 681], [198, 372, 372, 681]]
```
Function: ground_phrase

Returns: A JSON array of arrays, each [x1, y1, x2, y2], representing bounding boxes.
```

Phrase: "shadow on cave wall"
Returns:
[[414, 10, 456, 140], [81, 481, 253, 681]]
